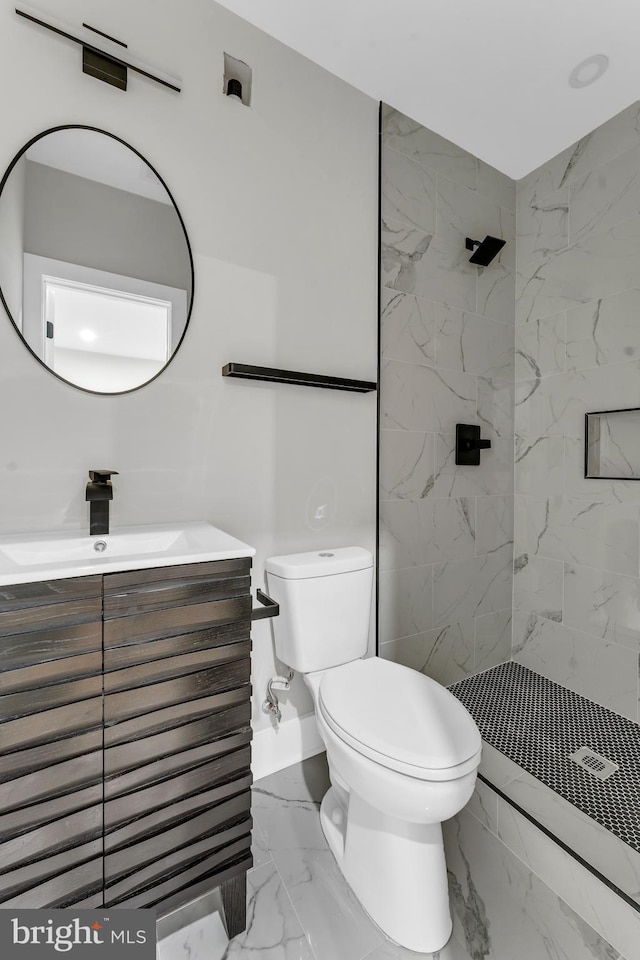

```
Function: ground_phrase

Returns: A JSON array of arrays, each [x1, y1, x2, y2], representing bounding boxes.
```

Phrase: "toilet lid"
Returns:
[[318, 658, 481, 772]]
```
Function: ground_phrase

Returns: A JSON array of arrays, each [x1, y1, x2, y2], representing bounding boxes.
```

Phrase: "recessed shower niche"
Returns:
[[585, 408, 640, 480]]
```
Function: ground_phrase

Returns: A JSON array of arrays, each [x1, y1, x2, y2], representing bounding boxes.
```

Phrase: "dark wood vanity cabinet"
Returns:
[[0, 558, 254, 933]]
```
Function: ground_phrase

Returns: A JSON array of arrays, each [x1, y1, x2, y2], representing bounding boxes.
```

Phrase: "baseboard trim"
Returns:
[[251, 712, 324, 782]]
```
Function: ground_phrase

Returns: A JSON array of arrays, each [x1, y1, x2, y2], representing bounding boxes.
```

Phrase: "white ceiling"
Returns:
[[214, 0, 640, 179]]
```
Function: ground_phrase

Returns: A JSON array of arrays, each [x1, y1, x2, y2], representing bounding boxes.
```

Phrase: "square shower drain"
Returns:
[[569, 747, 618, 781]]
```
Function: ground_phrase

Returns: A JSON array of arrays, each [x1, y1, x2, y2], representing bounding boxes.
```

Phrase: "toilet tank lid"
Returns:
[[265, 547, 373, 579]]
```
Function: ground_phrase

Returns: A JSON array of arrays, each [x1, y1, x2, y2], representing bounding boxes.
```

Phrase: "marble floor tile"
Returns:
[[158, 861, 314, 960], [225, 862, 316, 960], [444, 809, 623, 960], [158, 910, 229, 960], [251, 817, 272, 869], [363, 932, 471, 960], [253, 756, 385, 960]]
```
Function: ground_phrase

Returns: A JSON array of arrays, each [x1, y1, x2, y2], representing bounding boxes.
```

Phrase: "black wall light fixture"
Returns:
[[465, 235, 506, 266], [15, 7, 181, 92], [455, 424, 491, 465]]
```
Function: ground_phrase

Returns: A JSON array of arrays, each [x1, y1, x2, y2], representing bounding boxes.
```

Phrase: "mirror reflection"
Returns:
[[0, 126, 193, 393]]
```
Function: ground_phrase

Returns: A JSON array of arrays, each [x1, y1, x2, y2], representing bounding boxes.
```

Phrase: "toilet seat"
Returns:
[[318, 657, 482, 781]]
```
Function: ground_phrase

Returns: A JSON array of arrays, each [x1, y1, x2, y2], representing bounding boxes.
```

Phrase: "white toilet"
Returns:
[[265, 546, 482, 954]]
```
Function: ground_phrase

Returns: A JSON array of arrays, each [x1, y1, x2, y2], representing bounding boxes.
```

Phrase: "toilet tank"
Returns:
[[265, 547, 373, 673]]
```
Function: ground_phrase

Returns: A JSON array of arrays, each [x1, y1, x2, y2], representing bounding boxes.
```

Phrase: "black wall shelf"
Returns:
[[222, 363, 377, 393]]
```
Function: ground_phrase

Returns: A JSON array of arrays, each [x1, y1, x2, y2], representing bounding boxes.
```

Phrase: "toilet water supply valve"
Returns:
[[263, 671, 294, 723]]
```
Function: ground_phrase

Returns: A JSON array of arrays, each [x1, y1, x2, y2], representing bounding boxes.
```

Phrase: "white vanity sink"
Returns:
[[0, 521, 255, 585]]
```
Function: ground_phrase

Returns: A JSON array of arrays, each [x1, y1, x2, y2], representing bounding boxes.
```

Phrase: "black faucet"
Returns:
[[86, 470, 118, 536]]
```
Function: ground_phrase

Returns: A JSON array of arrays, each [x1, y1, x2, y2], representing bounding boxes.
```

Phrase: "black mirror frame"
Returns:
[[0, 124, 195, 396]]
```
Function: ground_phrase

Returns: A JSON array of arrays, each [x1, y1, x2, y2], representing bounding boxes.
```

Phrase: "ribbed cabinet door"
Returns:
[[102, 559, 254, 915], [0, 577, 104, 908]]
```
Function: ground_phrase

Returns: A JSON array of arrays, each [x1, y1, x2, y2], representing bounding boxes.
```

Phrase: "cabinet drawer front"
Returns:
[[105, 746, 251, 827], [105, 726, 250, 792], [0, 577, 102, 612], [0, 804, 102, 871], [0, 783, 102, 839], [0, 675, 102, 720], [0, 838, 101, 899], [104, 661, 249, 724], [104, 641, 250, 694], [104, 710, 250, 777], [1, 858, 103, 908], [108, 850, 252, 910], [0, 651, 102, 695], [0, 597, 102, 637], [103, 621, 247, 671], [1, 698, 102, 752], [0, 621, 102, 672], [104, 598, 251, 648], [104, 688, 247, 746], [105, 559, 251, 593], [0, 730, 102, 782], [106, 780, 251, 854], [0, 752, 103, 812], [104, 574, 250, 618], [106, 829, 251, 903]]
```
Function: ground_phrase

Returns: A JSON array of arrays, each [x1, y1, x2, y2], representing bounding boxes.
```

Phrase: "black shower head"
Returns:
[[465, 235, 506, 266]]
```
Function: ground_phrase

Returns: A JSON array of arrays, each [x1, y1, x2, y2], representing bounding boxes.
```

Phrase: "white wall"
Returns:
[[0, 0, 378, 771], [0, 154, 25, 327]]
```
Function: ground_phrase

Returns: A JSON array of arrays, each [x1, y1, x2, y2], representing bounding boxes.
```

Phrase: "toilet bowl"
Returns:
[[308, 657, 481, 953], [265, 548, 481, 954]]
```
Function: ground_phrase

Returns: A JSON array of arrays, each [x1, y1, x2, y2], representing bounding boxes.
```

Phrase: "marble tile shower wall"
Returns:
[[379, 106, 516, 685], [514, 101, 640, 723]]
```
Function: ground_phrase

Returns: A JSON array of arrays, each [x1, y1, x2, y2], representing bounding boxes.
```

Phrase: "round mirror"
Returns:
[[0, 126, 193, 394]]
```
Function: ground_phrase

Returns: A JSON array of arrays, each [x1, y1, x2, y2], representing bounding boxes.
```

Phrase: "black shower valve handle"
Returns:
[[455, 424, 491, 465]]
